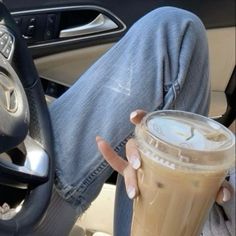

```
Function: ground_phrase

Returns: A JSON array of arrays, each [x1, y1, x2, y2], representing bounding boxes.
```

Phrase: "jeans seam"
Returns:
[[175, 20, 191, 88], [57, 132, 134, 206], [173, 81, 181, 99]]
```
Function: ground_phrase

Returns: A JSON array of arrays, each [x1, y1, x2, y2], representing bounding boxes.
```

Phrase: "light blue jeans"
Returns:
[[48, 7, 233, 236]]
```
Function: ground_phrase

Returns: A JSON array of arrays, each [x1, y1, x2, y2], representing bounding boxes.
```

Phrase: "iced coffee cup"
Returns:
[[131, 110, 235, 236]]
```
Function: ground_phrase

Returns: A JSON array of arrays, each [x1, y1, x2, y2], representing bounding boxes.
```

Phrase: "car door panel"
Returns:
[[208, 27, 235, 91], [10, 5, 126, 58], [34, 43, 113, 86], [207, 26, 235, 117], [34, 27, 235, 90], [34, 26, 235, 118], [4, 0, 236, 120]]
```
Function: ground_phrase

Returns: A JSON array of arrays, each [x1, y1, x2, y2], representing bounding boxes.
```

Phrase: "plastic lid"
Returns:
[[135, 110, 235, 171]]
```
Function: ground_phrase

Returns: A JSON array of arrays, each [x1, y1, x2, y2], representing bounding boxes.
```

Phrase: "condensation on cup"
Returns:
[[131, 110, 235, 236]]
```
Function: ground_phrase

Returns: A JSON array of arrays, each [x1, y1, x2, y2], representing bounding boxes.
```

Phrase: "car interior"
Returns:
[[0, 0, 235, 235]]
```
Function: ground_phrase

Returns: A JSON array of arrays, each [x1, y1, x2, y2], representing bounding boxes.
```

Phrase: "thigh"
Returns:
[[49, 6, 210, 223]]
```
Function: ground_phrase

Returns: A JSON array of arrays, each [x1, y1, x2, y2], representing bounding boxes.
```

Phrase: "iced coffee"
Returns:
[[131, 110, 235, 236]]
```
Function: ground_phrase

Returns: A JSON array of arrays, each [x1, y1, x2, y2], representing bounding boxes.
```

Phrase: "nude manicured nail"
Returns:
[[129, 155, 141, 169], [223, 188, 231, 202], [130, 111, 138, 120], [127, 186, 136, 199], [96, 136, 103, 143]]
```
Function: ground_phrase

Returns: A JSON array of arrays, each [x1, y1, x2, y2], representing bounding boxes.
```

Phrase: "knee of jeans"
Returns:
[[134, 6, 206, 39], [148, 7, 203, 25]]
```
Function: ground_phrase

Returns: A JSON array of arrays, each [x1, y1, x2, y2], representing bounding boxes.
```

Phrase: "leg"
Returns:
[[39, 7, 209, 236], [31, 189, 77, 236], [112, 8, 210, 235]]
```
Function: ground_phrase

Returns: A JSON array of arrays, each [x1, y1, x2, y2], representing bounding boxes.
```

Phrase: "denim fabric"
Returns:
[[48, 6, 234, 236]]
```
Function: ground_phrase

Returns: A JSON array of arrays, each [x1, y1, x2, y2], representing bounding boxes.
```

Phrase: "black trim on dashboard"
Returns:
[[11, 5, 127, 58], [5, 0, 235, 28], [12, 6, 126, 48]]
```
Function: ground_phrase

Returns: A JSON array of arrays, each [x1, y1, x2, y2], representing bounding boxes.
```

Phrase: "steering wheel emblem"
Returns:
[[0, 73, 17, 113]]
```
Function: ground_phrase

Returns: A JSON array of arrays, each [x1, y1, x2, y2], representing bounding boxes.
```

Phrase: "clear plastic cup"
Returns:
[[131, 110, 235, 236]]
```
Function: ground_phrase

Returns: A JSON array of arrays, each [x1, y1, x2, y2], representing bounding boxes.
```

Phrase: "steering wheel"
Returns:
[[0, 2, 54, 235]]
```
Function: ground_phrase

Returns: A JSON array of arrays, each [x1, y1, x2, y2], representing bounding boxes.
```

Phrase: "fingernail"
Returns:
[[127, 186, 136, 199], [130, 111, 138, 120], [96, 136, 103, 143], [129, 155, 141, 169], [223, 188, 231, 202]]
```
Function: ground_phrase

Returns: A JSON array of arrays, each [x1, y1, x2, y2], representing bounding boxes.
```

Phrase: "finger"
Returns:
[[126, 139, 141, 170], [216, 180, 234, 205], [130, 110, 147, 125], [96, 136, 128, 175], [123, 165, 139, 199]]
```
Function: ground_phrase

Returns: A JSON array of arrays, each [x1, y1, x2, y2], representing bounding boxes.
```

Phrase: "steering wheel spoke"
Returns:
[[0, 136, 49, 186]]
